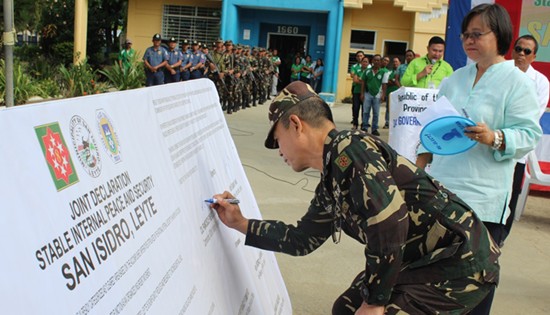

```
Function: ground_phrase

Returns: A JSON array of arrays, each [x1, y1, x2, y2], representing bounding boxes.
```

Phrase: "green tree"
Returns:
[[0, 0, 44, 31], [39, 0, 128, 66]]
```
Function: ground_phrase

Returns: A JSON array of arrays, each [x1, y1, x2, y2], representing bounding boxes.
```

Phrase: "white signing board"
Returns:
[[0, 79, 291, 315]]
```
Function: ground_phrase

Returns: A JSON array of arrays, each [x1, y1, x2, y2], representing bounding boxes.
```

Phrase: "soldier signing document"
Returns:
[[210, 81, 500, 315]]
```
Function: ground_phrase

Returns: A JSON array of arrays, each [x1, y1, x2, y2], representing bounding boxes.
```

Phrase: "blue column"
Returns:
[[322, 1, 343, 94], [221, 3, 239, 42]]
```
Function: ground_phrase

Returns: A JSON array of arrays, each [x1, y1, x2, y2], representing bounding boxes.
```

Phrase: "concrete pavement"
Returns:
[[224, 101, 550, 315]]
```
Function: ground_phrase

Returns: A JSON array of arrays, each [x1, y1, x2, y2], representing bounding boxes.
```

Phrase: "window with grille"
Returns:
[[162, 5, 221, 45]]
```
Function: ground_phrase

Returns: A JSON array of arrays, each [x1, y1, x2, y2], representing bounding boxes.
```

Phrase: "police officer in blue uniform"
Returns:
[[143, 33, 168, 86], [189, 40, 206, 80], [180, 39, 192, 81], [164, 37, 183, 83]]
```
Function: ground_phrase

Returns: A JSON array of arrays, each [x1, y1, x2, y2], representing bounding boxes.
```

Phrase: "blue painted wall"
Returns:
[[239, 10, 325, 60], [220, 0, 343, 93]]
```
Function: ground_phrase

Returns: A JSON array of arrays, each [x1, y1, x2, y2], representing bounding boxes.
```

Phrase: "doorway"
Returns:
[[268, 34, 307, 90]]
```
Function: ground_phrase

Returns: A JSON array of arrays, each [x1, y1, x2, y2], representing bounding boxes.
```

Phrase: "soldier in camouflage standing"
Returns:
[[248, 48, 260, 107], [210, 81, 500, 315], [222, 40, 238, 114], [211, 39, 227, 108], [233, 44, 244, 112], [265, 50, 274, 100], [257, 48, 268, 104], [261, 48, 273, 103], [238, 46, 253, 109]]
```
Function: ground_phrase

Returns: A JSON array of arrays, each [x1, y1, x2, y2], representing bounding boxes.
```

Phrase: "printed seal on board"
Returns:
[[34, 122, 79, 191], [96, 109, 122, 163], [70, 115, 102, 178]]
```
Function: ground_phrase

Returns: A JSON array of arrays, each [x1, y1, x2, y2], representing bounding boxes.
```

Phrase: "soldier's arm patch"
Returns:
[[335, 151, 352, 172]]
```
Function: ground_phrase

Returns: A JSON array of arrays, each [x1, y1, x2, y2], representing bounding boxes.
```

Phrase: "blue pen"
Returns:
[[204, 198, 240, 204]]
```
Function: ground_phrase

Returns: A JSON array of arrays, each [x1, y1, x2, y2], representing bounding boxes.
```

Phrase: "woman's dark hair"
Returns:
[[316, 58, 324, 66], [405, 49, 415, 56], [461, 3, 512, 56]]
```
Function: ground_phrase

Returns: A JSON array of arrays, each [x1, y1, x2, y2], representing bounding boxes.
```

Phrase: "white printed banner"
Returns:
[[388, 87, 439, 162], [0, 79, 291, 314]]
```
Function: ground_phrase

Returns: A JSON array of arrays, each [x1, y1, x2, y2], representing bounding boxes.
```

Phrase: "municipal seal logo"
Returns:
[[70, 115, 102, 177], [96, 109, 122, 163], [35, 122, 79, 191]]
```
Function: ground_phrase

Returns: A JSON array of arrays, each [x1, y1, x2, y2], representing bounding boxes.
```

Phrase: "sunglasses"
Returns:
[[514, 46, 533, 55]]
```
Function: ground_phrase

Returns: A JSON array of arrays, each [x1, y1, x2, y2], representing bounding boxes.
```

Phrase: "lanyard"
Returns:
[[426, 57, 441, 78]]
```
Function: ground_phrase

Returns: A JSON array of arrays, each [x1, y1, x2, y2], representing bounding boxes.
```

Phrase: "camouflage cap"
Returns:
[[224, 40, 233, 46], [265, 81, 323, 149], [216, 38, 224, 44]]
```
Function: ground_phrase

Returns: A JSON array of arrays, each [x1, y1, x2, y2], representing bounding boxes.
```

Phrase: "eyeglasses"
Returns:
[[514, 46, 533, 55], [460, 31, 492, 41]]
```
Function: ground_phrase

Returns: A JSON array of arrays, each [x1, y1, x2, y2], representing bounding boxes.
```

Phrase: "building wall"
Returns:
[[336, 0, 447, 100], [221, 0, 343, 94], [127, 0, 447, 100], [410, 11, 447, 55], [127, 0, 221, 56]]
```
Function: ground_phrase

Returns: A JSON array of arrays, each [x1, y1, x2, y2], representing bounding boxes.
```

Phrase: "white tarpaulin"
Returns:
[[0, 79, 291, 315], [388, 87, 439, 162]]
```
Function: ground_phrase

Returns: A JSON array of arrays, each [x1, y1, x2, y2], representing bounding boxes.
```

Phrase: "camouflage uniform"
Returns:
[[232, 46, 244, 112], [249, 89, 500, 314], [211, 46, 226, 108], [222, 43, 238, 114], [257, 49, 269, 104], [249, 49, 260, 107], [240, 47, 252, 109]]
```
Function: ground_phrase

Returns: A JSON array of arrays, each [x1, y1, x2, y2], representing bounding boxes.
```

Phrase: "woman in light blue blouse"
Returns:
[[416, 4, 542, 314]]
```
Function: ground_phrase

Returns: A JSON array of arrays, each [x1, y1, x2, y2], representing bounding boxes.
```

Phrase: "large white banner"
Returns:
[[388, 87, 439, 162], [0, 79, 291, 314]]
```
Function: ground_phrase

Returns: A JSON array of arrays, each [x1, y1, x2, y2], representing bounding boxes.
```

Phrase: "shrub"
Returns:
[[59, 59, 100, 97], [28, 55, 61, 81], [51, 41, 74, 66], [35, 78, 62, 99], [14, 45, 42, 63], [99, 52, 145, 91], [0, 60, 38, 105]]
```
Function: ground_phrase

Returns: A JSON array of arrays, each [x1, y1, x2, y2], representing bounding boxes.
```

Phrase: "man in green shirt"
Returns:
[[350, 51, 365, 128], [351, 56, 369, 130], [382, 57, 401, 128], [360, 54, 387, 136], [118, 38, 135, 70], [401, 36, 453, 88]]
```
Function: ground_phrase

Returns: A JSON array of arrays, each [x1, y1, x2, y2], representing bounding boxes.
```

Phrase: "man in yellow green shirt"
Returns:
[[401, 36, 453, 89]]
